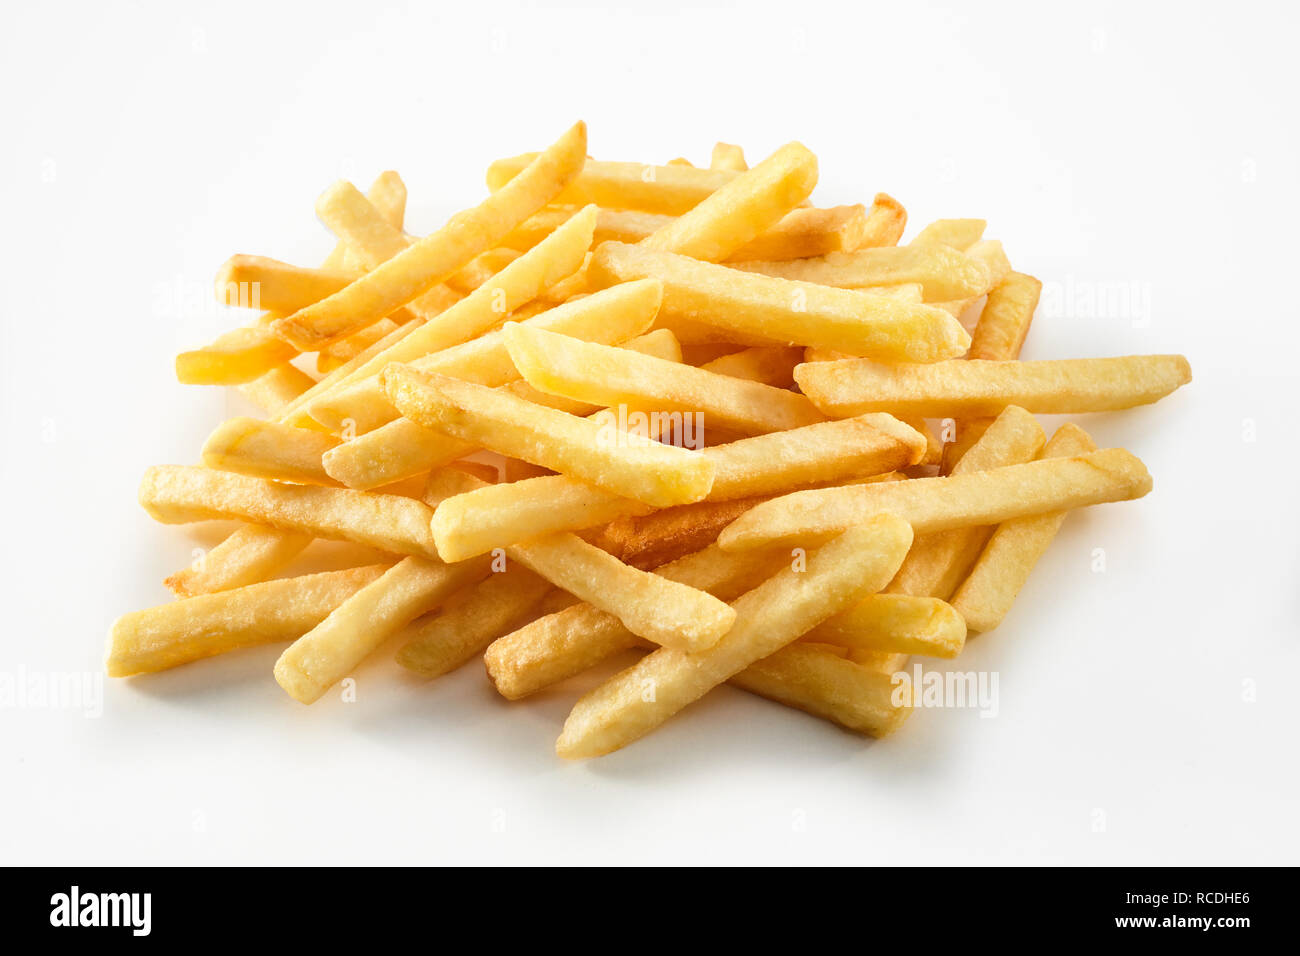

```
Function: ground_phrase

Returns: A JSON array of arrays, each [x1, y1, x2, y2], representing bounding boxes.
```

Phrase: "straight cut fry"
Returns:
[[201, 417, 340, 485], [164, 524, 312, 597], [718, 447, 1153, 552], [950, 424, 1098, 632], [487, 155, 737, 215], [911, 218, 986, 250], [273, 121, 586, 348], [967, 271, 1043, 361], [588, 242, 970, 362], [556, 515, 914, 758], [710, 142, 747, 171], [733, 243, 994, 301], [795, 354, 1194, 418], [107, 566, 388, 676], [801, 594, 966, 658]]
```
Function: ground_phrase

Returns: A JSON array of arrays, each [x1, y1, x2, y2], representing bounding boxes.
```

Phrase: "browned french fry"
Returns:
[[732, 243, 994, 301], [588, 496, 771, 570], [968, 271, 1043, 361]]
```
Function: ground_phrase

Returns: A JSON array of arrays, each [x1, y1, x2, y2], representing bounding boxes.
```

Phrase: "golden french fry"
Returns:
[[139, 465, 440, 557], [795, 354, 1193, 418], [732, 242, 994, 301], [710, 142, 747, 171], [886, 406, 1045, 600], [950, 423, 1098, 632], [487, 155, 737, 215], [237, 364, 318, 416], [175, 326, 299, 385], [852, 193, 909, 250], [927, 239, 1012, 315], [718, 447, 1153, 552], [107, 566, 388, 676], [698, 345, 802, 386], [273, 122, 587, 348], [213, 256, 359, 313], [802, 594, 966, 658], [317, 319, 405, 373], [588, 242, 970, 362], [382, 365, 715, 508], [968, 271, 1043, 361], [728, 644, 911, 737], [274, 554, 490, 703], [445, 247, 522, 295], [589, 496, 772, 570], [556, 515, 913, 758], [501, 206, 670, 251], [911, 218, 986, 250], [201, 418, 340, 485], [164, 524, 313, 597], [731, 204, 869, 261], [939, 417, 994, 474], [640, 142, 817, 261], [395, 566, 554, 678], [431, 414, 924, 560], [504, 324, 825, 435]]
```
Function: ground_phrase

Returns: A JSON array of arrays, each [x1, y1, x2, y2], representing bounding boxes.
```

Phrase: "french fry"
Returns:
[[395, 566, 555, 678], [852, 193, 909, 250], [445, 247, 522, 295], [938, 417, 993, 474], [212, 256, 360, 314], [381, 365, 715, 508], [886, 406, 1045, 600], [555, 514, 913, 758], [164, 524, 313, 597], [200, 418, 340, 485], [589, 496, 772, 570], [950, 423, 1098, 632], [968, 271, 1043, 361], [504, 324, 825, 435], [640, 142, 818, 262], [710, 142, 748, 171], [731, 203, 872, 261], [175, 326, 299, 385], [274, 554, 491, 704], [728, 644, 911, 737], [431, 414, 925, 560], [139, 465, 440, 558], [501, 206, 671, 251], [486, 154, 737, 215], [107, 565, 389, 677], [928, 239, 1012, 315], [698, 345, 802, 386], [732, 242, 994, 301], [273, 121, 587, 349], [795, 354, 1193, 418], [317, 319, 405, 373], [801, 594, 966, 658], [588, 242, 970, 361], [717, 447, 1153, 552], [237, 364, 317, 416], [911, 218, 986, 250]]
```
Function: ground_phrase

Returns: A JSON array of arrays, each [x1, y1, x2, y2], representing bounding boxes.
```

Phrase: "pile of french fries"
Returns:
[[110, 122, 1191, 758]]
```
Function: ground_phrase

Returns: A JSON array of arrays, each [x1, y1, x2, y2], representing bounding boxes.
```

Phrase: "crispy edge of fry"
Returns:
[[910, 218, 986, 250]]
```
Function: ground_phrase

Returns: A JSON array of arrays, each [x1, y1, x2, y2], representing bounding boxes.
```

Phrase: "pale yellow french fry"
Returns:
[[431, 414, 925, 560], [728, 644, 911, 737], [273, 122, 587, 349], [395, 566, 554, 678], [274, 554, 490, 703], [164, 525, 313, 598], [487, 154, 737, 215], [733, 242, 994, 301], [801, 594, 966, 658], [381, 365, 715, 508], [175, 326, 299, 385], [730, 203, 871, 261], [710, 142, 748, 171], [107, 565, 389, 677], [213, 256, 360, 313], [504, 324, 825, 435], [310, 277, 662, 435], [640, 142, 817, 262], [556, 515, 913, 758], [851, 193, 909, 250], [200, 418, 340, 485], [939, 417, 993, 475], [795, 354, 1193, 418], [718, 447, 1153, 552], [317, 318, 405, 373], [139, 465, 439, 558], [444, 247, 522, 294], [698, 345, 802, 386], [588, 242, 970, 362], [901, 417, 944, 467], [928, 239, 1013, 315], [911, 218, 986, 250], [886, 406, 1045, 600], [237, 364, 318, 416], [950, 424, 1098, 632], [968, 271, 1043, 361]]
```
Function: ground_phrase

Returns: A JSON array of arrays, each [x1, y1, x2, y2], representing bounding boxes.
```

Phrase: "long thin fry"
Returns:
[[201, 418, 340, 485], [733, 242, 994, 301], [801, 595, 966, 658], [487, 155, 737, 215]]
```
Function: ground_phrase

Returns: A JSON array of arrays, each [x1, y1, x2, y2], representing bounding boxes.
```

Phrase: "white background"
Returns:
[[2, 0, 1297, 865]]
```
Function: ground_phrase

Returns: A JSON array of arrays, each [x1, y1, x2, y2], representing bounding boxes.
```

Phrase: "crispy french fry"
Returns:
[[640, 142, 817, 261], [381, 365, 715, 508], [698, 345, 802, 386], [939, 417, 994, 474], [911, 218, 986, 250], [139, 465, 440, 557], [237, 364, 318, 416], [487, 155, 737, 215], [164, 524, 313, 597], [795, 354, 1193, 418], [213, 256, 360, 313], [175, 326, 299, 385], [852, 193, 909, 250], [273, 122, 587, 348], [885, 406, 1045, 600], [710, 142, 747, 171], [201, 418, 340, 485], [968, 271, 1043, 361], [556, 515, 913, 757], [395, 566, 554, 678], [274, 554, 490, 703], [802, 594, 966, 658], [733, 242, 994, 301], [728, 644, 911, 737], [107, 565, 389, 677], [731, 203, 871, 261], [950, 424, 1098, 632], [588, 242, 970, 362], [504, 324, 825, 435], [589, 496, 772, 570], [718, 447, 1153, 552], [431, 414, 925, 560]]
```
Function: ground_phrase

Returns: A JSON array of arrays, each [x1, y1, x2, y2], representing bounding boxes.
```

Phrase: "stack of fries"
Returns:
[[110, 122, 1191, 758]]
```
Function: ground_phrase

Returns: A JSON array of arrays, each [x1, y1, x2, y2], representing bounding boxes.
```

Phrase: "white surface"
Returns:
[[2, 0, 1297, 866]]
